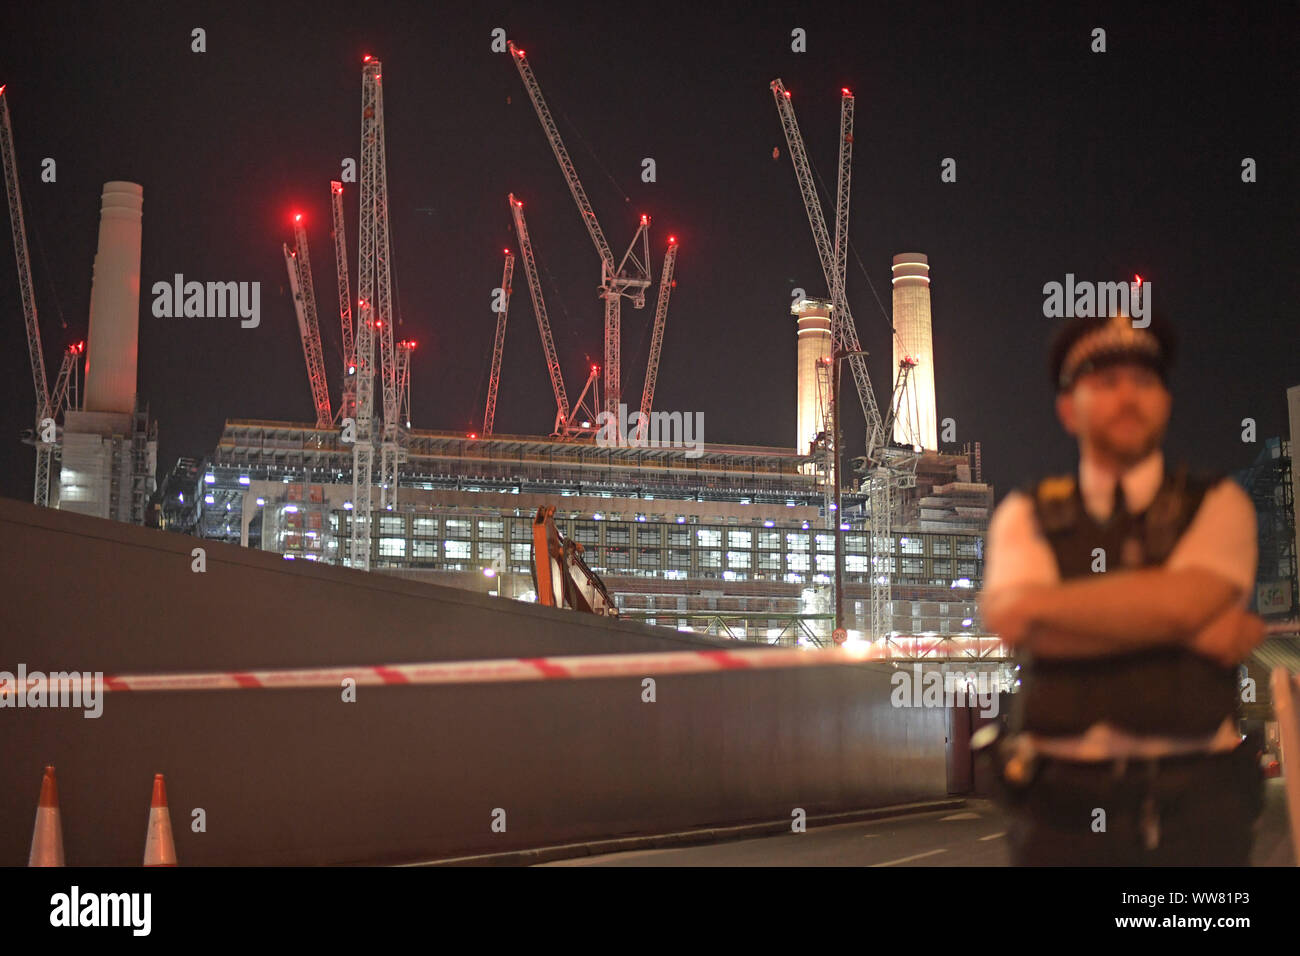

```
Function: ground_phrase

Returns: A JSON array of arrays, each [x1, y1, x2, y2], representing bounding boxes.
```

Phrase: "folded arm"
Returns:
[[981, 567, 1239, 657], [978, 481, 1257, 660]]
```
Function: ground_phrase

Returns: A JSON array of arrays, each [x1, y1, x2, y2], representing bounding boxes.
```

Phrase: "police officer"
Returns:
[[978, 310, 1266, 865]]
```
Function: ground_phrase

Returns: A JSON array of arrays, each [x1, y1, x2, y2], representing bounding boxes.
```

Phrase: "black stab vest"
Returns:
[[1008, 462, 1240, 737]]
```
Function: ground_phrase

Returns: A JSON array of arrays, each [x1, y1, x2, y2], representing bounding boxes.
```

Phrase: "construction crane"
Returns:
[[770, 81, 887, 460], [282, 214, 333, 428], [636, 236, 678, 440], [354, 56, 401, 515], [507, 42, 652, 418], [330, 181, 357, 424], [48, 342, 83, 419], [0, 84, 55, 506], [508, 194, 572, 434], [483, 249, 514, 437], [397, 339, 414, 428], [771, 80, 922, 642], [351, 55, 390, 569]]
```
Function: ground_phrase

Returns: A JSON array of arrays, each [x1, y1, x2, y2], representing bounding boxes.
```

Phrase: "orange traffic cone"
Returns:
[[29, 765, 65, 866], [143, 773, 177, 866]]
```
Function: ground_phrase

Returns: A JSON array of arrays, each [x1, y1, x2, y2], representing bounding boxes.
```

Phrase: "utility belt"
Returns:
[[974, 724, 1263, 822]]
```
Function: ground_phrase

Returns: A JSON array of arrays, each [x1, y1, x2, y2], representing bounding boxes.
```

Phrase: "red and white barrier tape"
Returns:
[[10, 623, 1289, 695], [2, 644, 903, 695]]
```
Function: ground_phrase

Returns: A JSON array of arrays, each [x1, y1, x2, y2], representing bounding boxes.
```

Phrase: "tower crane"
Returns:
[[0, 84, 55, 506], [350, 54, 392, 569], [397, 339, 414, 428], [770, 80, 922, 641], [356, 56, 401, 514], [282, 214, 333, 428], [507, 42, 652, 418], [636, 236, 678, 440], [48, 342, 83, 420], [483, 249, 514, 437], [508, 194, 572, 435], [330, 181, 357, 424]]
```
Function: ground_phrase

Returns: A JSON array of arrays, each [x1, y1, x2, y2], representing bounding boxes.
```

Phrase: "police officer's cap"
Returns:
[[1049, 311, 1176, 393]]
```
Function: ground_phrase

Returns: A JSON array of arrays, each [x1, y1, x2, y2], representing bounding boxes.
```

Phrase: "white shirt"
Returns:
[[982, 448, 1257, 760]]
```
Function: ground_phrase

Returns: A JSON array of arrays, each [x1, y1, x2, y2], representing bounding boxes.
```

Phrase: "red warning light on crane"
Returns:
[[841, 87, 851, 95], [0, 85, 7, 97], [293, 213, 302, 223], [514, 48, 524, 56], [363, 54, 372, 63], [784, 90, 791, 99], [640, 214, 648, 224], [332, 182, 343, 194], [1134, 273, 1142, 286], [668, 235, 677, 244]]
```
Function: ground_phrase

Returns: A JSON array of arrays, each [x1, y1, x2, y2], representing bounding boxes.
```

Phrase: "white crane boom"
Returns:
[[397, 339, 414, 428], [484, 250, 514, 437], [355, 57, 400, 513], [352, 57, 389, 568], [638, 237, 678, 433], [330, 180, 357, 423], [284, 218, 333, 427], [0, 85, 55, 505], [509, 194, 571, 432], [770, 80, 886, 461], [507, 42, 651, 418], [507, 42, 612, 269]]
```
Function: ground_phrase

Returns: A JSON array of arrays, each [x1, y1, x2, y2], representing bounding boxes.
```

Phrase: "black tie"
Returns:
[[1110, 479, 1129, 525]]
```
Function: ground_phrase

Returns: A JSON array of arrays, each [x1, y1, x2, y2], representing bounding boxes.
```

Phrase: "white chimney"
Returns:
[[84, 181, 143, 414]]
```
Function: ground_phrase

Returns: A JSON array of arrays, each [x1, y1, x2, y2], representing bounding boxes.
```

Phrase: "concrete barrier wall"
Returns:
[[0, 498, 948, 864]]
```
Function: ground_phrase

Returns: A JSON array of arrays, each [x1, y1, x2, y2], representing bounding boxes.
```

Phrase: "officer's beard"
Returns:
[[1090, 409, 1164, 468]]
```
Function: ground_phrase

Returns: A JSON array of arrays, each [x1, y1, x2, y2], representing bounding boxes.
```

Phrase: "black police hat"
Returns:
[[1049, 311, 1177, 393]]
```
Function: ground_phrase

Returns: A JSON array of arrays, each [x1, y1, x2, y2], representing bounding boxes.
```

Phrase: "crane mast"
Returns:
[[483, 249, 514, 437], [283, 217, 333, 427], [770, 80, 885, 461], [48, 342, 82, 419], [351, 56, 390, 568], [397, 339, 414, 428], [0, 85, 55, 505], [330, 181, 357, 424], [507, 42, 651, 418], [771, 80, 923, 642], [637, 237, 678, 437], [508, 194, 571, 433], [355, 57, 400, 513]]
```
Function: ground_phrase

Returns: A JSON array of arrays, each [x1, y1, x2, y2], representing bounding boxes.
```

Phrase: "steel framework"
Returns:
[[508, 42, 652, 417], [330, 180, 357, 424], [0, 86, 53, 505], [283, 217, 333, 427], [483, 250, 514, 436], [636, 237, 678, 439], [508, 194, 571, 433]]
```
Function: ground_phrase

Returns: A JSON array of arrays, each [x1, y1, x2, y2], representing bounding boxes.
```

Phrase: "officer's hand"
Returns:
[[979, 588, 1036, 647], [1188, 604, 1265, 667]]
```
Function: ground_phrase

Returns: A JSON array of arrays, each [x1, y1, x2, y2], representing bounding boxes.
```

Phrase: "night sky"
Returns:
[[0, 1, 1295, 505]]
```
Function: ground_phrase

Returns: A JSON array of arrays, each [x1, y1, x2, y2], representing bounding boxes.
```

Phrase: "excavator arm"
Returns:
[[531, 506, 618, 617]]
